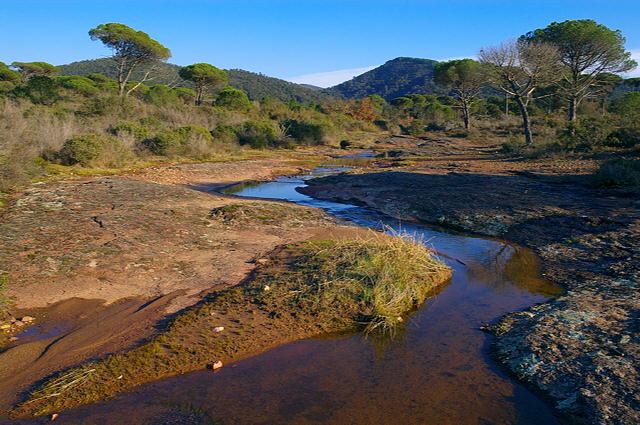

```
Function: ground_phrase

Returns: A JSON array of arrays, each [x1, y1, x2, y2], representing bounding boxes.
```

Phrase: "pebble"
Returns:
[[209, 360, 223, 370], [213, 326, 225, 333], [263, 285, 271, 292], [0, 324, 10, 330], [21, 316, 35, 323]]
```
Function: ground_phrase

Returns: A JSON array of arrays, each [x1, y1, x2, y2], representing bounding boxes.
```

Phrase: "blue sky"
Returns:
[[2, 0, 639, 87]]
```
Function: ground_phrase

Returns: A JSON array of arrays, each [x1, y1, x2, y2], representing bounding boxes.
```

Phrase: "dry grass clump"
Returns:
[[265, 234, 450, 333]]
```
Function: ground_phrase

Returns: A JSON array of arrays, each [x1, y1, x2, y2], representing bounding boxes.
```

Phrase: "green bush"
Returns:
[[77, 95, 124, 117], [23, 76, 59, 105], [282, 119, 325, 145], [57, 76, 99, 97], [592, 159, 640, 188], [146, 125, 213, 156], [211, 124, 239, 144], [562, 117, 613, 149], [173, 87, 197, 104], [215, 87, 252, 111], [111, 121, 152, 142], [605, 127, 640, 147], [58, 134, 130, 167], [236, 120, 278, 149], [143, 85, 180, 107]]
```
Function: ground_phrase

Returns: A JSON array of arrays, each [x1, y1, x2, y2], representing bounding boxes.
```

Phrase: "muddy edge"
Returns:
[[298, 136, 639, 425], [0, 156, 337, 413]]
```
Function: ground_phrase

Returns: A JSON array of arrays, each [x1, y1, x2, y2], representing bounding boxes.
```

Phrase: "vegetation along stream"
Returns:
[[12, 158, 564, 425]]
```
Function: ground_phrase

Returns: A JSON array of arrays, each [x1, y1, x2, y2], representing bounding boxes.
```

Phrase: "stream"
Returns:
[[14, 158, 564, 424]]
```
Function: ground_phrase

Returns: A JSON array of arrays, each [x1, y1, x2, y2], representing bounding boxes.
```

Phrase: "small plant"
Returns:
[[146, 125, 213, 156], [235, 120, 278, 149], [592, 159, 640, 188], [58, 134, 131, 167], [111, 121, 152, 142], [0, 275, 13, 320]]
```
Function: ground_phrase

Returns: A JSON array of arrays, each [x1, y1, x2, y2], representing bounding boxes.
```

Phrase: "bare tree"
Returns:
[[479, 40, 560, 145]]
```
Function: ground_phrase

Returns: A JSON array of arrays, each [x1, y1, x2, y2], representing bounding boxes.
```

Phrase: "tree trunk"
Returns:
[[462, 99, 470, 129], [568, 95, 577, 122], [195, 87, 203, 106], [505, 94, 509, 117], [515, 96, 533, 145]]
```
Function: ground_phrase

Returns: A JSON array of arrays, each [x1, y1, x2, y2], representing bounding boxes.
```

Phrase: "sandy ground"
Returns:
[[0, 156, 344, 412]]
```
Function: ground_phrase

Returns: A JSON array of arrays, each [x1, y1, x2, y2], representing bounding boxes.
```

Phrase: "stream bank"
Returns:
[[298, 138, 639, 425]]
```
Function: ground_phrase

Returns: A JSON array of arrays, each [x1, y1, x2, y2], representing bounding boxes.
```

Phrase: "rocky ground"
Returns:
[[300, 136, 639, 425], [0, 156, 339, 413]]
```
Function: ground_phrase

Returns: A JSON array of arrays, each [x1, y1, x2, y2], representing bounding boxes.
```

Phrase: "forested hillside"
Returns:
[[326, 57, 447, 100], [58, 59, 331, 103]]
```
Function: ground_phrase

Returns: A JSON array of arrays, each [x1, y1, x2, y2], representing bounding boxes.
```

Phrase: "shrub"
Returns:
[[215, 87, 252, 111], [77, 95, 124, 117], [605, 128, 640, 148], [236, 120, 278, 149], [57, 76, 99, 97], [143, 85, 180, 107], [111, 121, 152, 142], [282, 119, 325, 145], [592, 159, 640, 188], [58, 134, 130, 167], [24, 76, 59, 105], [211, 124, 238, 144], [562, 117, 613, 149], [173, 87, 197, 105], [146, 125, 213, 156]]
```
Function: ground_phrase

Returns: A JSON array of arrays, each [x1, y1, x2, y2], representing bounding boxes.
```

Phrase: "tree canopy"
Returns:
[[0, 62, 22, 91], [434, 59, 484, 128], [89, 23, 171, 96], [214, 87, 253, 110], [11, 62, 58, 81], [523, 19, 637, 122], [179, 63, 227, 105]]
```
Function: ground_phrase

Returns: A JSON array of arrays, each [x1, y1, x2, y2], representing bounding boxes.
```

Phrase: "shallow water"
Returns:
[[13, 160, 563, 424]]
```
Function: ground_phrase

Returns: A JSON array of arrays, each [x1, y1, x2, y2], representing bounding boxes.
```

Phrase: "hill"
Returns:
[[57, 59, 332, 103], [325, 57, 447, 100]]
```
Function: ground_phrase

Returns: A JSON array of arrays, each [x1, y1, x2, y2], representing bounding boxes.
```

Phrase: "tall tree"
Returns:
[[434, 59, 484, 129], [178, 63, 228, 105], [479, 40, 561, 145], [522, 19, 637, 123], [89, 23, 171, 97], [10, 62, 57, 82]]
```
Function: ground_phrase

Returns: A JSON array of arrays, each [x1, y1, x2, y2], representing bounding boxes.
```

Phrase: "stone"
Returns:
[[209, 360, 223, 370], [0, 324, 10, 330], [263, 285, 271, 291], [213, 326, 225, 333], [21, 316, 35, 323]]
